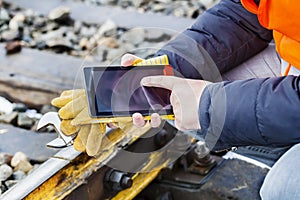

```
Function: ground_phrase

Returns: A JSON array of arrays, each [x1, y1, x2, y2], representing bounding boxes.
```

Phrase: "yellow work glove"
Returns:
[[51, 55, 169, 156]]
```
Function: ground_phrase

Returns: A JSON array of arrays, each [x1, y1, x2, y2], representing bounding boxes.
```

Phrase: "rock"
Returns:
[[145, 29, 169, 42], [120, 28, 145, 46], [0, 97, 13, 114], [0, 164, 13, 181], [0, 30, 19, 41], [99, 0, 117, 5], [66, 32, 77, 43], [48, 6, 72, 25], [155, 0, 172, 4], [17, 113, 34, 128], [11, 152, 33, 173], [39, 27, 68, 41], [0, 153, 12, 165], [200, 0, 215, 9], [12, 103, 27, 112], [152, 3, 166, 12], [0, 112, 18, 124], [73, 20, 82, 34], [25, 109, 42, 120], [122, 42, 135, 52], [40, 105, 58, 115], [12, 170, 26, 180], [9, 13, 26, 31], [97, 20, 117, 38], [132, 0, 150, 7], [79, 37, 89, 50], [98, 37, 119, 48], [173, 7, 186, 17], [28, 164, 40, 174], [106, 47, 127, 61], [14, 160, 33, 173], [11, 152, 27, 167], [32, 17, 47, 29], [80, 26, 97, 37], [5, 41, 22, 55], [5, 180, 19, 189], [0, 8, 9, 22], [46, 38, 73, 53], [36, 41, 47, 50], [95, 45, 108, 61]]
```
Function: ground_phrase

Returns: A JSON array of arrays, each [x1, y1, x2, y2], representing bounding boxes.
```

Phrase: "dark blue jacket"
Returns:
[[156, 0, 300, 150]]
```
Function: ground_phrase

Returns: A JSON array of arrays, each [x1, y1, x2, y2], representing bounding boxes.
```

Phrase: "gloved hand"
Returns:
[[52, 54, 169, 156], [51, 89, 108, 156]]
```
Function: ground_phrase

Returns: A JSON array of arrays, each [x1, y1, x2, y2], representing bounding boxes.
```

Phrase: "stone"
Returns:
[[48, 6, 72, 24], [145, 29, 169, 42], [73, 20, 82, 34], [25, 109, 42, 120], [98, 37, 119, 48], [132, 0, 150, 7], [17, 113, 34, 129], [9, 13, 26, 31], [120, 28, 145, 46], [0, 8, 9, 22], [5, 41, 22, 55], [79, 37, 89, 49], [40, 105, 58, 115], [80, 26, 97, 37], [152, 3, 166, 12], [12, 170, 26, 180], [39, 27, 68, 41], [14, 160, 33, 173], [28, 164, 40, 175], [200, 0, 215, 9], [106, 47, 127, 61], [11, 152, 33, 173], [46, 38, 73, 53], [0, 30, 19, 41], [155, 0, 172, 4], [0, 112, 18, 124], [12, 103, 27, 112], [0, 97, 13, 114], [66, 32, 78, 43], [0, 153, 12, 165], [11, 152, 27, 168], [5, 180, 19, 189], [0, 164, 13, 181], [97, 19, 117, 38], [173, 7, 186, 17], [33, 17, 47, 29]]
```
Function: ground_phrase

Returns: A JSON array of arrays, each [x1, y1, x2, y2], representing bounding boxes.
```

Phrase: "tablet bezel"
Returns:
[[83, 65, 173, 118]]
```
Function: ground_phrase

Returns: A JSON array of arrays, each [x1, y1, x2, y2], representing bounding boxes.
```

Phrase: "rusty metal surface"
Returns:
[[0, 146, 80, 200], [1, 124, 153, 199]]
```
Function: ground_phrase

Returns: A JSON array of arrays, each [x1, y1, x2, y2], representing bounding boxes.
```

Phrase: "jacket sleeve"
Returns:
[[198, 75, 300, 151], [156, 0, 272, 80]]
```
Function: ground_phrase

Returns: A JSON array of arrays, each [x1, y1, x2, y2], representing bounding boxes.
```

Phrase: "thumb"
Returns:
[[141, 76, 181, 90], [121, 53, 143, 66]]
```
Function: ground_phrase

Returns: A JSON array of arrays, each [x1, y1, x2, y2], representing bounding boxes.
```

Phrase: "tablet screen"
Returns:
[[84, 65, 173, 117]]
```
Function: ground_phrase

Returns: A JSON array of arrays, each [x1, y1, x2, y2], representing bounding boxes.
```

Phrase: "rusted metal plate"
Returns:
[[1, 124, 154, 199]]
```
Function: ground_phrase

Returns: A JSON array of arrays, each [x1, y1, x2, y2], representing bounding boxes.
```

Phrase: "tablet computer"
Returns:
[[83, 65, 174, 119]]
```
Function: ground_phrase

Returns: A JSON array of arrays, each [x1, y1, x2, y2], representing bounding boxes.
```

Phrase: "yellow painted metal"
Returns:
[[25, 124, 151, 200], [112, 152, 170, 200]]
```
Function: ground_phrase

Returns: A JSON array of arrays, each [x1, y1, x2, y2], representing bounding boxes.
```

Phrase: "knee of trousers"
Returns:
[[260, 143, 300, 200]]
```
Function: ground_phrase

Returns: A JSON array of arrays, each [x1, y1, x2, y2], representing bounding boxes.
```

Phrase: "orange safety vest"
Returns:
[[241, 0, 300, 72]]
